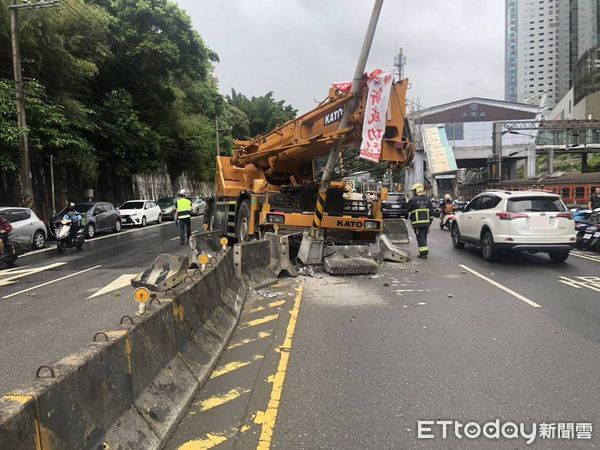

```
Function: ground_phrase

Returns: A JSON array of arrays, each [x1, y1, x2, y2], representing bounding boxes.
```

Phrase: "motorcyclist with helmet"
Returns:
[[406, 183, 434, 259], [441, 194, 456, 228], [63, 203, 82, 238]]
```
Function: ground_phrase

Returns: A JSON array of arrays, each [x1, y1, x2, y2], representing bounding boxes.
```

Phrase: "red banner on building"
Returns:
[[359, 70, 394, 162]]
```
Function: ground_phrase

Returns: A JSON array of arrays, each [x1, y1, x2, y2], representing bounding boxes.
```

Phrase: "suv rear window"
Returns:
[[507, 196, 565, 212]]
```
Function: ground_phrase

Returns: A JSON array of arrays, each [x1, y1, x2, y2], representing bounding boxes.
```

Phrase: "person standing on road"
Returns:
[[407, 183, 434, 259], [176, 189, 192, 245], [589, 187, 600, 210]]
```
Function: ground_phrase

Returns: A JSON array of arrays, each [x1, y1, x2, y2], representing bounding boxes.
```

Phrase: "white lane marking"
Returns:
[[2, 265, 102, 299], [19, 218, 201, 259], [169, 231, 199, 241], [87, 274, 138, 299], [459, 264, 541, 308], [571, 251, 600, 263], [0, 262, 66, 287]]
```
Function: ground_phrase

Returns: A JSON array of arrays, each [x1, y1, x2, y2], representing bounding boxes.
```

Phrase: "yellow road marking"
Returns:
[[228, 331, 272, 350], [178, 433, 227, 449], [459, 264, 541, 308], [197, 388, 250, 412], [2, 394, 33, 404], [210, 355, 264, 379], [256, 284, 304, 449], [240, 314, 279, 329], [178, 424, 252, 450], [248, 300, 286, 314]]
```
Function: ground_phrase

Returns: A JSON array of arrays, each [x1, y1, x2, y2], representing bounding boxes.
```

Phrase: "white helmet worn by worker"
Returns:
[[179, 189, 186, 196]]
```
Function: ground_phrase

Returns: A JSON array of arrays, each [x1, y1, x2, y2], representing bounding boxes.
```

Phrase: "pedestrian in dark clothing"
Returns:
[[406, 183, 434, 259]]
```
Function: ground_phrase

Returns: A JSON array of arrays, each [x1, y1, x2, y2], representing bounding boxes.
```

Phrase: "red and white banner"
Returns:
[[359, 70, 394, 162]]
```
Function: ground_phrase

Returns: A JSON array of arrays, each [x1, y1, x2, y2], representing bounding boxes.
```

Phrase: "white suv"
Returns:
[[451, 190, 576, 262]]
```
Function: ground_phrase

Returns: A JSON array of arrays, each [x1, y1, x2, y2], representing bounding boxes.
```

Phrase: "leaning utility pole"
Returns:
[[309, 0, 384, 235], [8, 0, 58, 208], [298, 0, 384, 264]]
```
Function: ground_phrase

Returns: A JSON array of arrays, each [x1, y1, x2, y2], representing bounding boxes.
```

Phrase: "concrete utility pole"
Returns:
[[309, 0, 384, 236], [8, 0, 58, 209]]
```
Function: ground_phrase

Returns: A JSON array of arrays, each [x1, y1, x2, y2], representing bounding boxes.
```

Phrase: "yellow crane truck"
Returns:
[[206, 75, 415, 243]]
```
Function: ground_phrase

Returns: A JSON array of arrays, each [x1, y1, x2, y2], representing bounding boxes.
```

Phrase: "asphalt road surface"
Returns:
[[167, 224, 600, 449], [0, 216, 204, 395]]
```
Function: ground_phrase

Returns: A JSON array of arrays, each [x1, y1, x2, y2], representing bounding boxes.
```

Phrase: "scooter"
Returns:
[[439, 212, 456, 230], [0, 239, 18, 268], [55, 219, 85, 254]]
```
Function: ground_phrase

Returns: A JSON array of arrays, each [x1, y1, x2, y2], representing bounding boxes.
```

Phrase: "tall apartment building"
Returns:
[[504, 0, 571, 108]]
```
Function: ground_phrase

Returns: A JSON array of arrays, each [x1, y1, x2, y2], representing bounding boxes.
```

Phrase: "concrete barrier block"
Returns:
[[100, 409, 161, 449], [133, 355, 198, 440], [265, 232, 298, 277], [0, 391, 42, 450], [323, 245, 380, 275], [34, 335, 136, 449], [383, 218, 410, 244], [0, 245, 249, 450], [234, 240, 278, 289], [132, 254, 190, 292], [190, 231, 223, 267]]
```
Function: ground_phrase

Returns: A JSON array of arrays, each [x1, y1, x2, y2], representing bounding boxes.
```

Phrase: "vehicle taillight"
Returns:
[[556, 212, 573, 220], [496, 212, 529, 220]]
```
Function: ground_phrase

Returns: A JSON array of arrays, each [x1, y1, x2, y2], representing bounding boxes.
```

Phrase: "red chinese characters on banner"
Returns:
[[359, 70, 394, 162]]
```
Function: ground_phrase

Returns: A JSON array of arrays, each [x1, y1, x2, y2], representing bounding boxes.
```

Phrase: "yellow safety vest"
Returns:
[[176, 197, 192, 219], [409, 208, 431, 226]]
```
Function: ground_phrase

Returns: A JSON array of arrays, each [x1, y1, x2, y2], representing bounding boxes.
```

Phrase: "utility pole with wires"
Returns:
[[298, 0, 384, 264], [8, 0, 59, 209]]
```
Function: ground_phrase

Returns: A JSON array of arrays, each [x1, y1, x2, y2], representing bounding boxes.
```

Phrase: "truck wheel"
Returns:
[[236, 200, 251, 242]]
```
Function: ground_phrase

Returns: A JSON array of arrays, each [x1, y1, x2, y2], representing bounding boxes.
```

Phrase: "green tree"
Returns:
[[227, 89, 297, 137], [0, 80, 96, 175]]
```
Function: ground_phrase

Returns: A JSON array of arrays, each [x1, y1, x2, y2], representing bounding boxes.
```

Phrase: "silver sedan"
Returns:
[[0, 207, 47, 250]]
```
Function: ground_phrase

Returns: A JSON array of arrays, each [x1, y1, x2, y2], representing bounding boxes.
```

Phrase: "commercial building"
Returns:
[[504, 0, 570, 108], [406, 98, 542, 197]]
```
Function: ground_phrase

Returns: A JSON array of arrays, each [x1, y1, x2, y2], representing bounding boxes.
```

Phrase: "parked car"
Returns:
[[118, 200, 162, 227], [0, 207, 47, 250], [451, 190, 576, 262], [157, 197, 177, 220], [381, 193, 408, 219], [48, 202, 121, 239], [191, 196, 207, 216]]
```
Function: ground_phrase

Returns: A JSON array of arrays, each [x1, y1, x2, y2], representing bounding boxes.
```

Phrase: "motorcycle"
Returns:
[[574, 208, 600, 252], [55, 219, 85, 254], [0, 239, 18, 268]]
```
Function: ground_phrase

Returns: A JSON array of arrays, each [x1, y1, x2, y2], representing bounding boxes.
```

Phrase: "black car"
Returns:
[[48, 202, 121, 239], [157, 197, 177, 220], [382, 193, 408, 218]]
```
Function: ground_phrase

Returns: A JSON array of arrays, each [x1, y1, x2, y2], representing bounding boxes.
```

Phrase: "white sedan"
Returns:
[[118, 200, 162, 227]]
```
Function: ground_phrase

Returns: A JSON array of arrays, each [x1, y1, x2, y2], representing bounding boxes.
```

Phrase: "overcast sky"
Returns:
[[174, 0, 505, 114]]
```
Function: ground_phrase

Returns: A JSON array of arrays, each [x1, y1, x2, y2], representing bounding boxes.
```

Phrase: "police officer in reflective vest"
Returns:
[[407, 183, 434, 259], [176, 189, 192, 245]]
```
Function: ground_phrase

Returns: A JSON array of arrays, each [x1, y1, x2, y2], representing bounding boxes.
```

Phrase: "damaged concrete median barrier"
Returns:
[[0, 245, 248, 449]]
